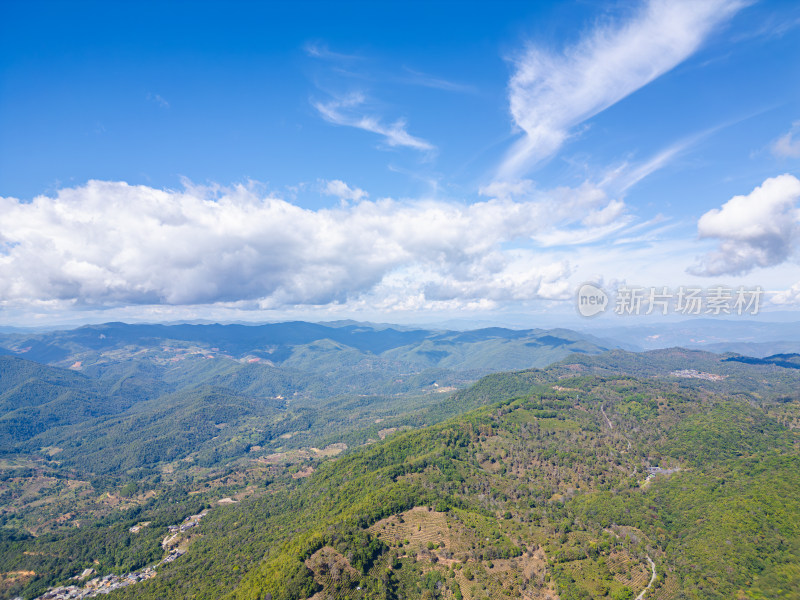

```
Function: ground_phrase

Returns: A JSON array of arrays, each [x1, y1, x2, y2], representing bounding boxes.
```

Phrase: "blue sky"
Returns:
[[1, 0, 799, 326]]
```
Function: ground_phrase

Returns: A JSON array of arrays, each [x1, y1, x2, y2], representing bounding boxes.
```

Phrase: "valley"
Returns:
[[0, 323, 799, 599]]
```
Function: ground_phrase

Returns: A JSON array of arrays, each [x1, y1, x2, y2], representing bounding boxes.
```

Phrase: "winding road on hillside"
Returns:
[[635, 555, 657, 600], [600, 404, 632, 450], [600, 404, 613, 429]]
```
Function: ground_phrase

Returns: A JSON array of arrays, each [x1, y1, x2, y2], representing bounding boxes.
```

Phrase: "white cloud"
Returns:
[[689, 174, 800, 276], [312, 92, 435, 152], [771, 122, 800, 158], [0, 179, 627, 310], [303, 42, 362, 62], [322, 179, 368, 203], [146, 93, 170, 109], [478, 179, 536, 201], [772, 280, 800, 306], [399, 67, 476, 94], [480, 179, 632, 246], [479, 141, 688, 249], [600, 140, 691, 194], [500, 0, 744, 178], [359, 255, 573, 314]]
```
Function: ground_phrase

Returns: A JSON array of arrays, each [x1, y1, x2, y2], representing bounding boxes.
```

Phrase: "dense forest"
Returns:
[[1, 327, 799, 599]]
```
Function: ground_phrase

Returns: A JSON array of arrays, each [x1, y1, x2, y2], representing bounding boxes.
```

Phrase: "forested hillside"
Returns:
[[2, 343, 799, 599], [0, 322, 618, 488]]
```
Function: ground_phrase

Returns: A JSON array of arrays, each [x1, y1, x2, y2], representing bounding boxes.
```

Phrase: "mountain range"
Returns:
[[1, 321, 800, 599]]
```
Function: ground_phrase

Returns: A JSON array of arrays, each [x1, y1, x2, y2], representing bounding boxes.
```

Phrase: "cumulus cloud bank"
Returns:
[[500, 0, 744, 178], [690, 174, 800, 276], [0, 180, 626, 309]]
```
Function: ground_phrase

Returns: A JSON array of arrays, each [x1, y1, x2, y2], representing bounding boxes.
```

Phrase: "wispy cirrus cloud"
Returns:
[[399, 67, 476, 94], [303, 41, 364, 62], [498, 0, 746, 179], [305, 40, 473, 94], [146, 93, 170, 109], [312, 92, 435, 152], [305, 42, 464, 155], [599, 141, 690, 195], [479, 142, 687, 248]]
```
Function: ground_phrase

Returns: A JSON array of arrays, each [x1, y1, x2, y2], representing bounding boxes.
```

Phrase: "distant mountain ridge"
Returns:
[[587, 318, 800, 356], [0, 320, 617, 374], [723, 353, 800, 370]]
